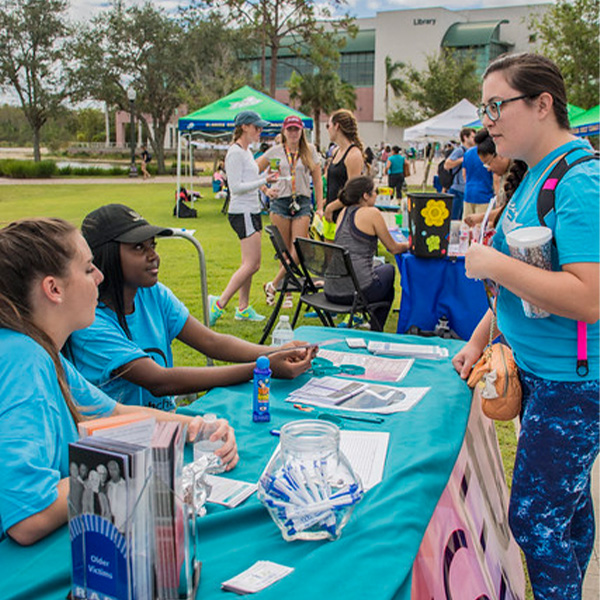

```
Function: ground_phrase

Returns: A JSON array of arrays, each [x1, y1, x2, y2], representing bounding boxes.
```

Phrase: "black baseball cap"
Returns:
[[82, 204, 172, 250]]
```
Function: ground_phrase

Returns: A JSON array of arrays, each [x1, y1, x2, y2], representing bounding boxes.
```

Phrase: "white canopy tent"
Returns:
[[403, 99, 478, 188], [403, 99, 478, 143]]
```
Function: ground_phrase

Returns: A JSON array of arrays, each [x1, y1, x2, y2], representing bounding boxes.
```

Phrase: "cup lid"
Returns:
[[506, 226, 553, 248]]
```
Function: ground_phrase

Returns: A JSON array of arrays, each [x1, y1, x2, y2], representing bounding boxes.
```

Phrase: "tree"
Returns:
[[217, 0, 354, 97], [177, 8, 253, 109], [69, 1, 189, 173], [0, 0, 71, 161], [383, 56, 406, 143], [529, 0, 599, 109], [388, 51, 480, 128]]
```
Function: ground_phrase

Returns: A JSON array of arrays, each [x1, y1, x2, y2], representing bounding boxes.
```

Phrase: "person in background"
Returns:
[[323, 109, 365, 226], [444, 128, 476, 220], [66, 204, 314, 412], [461, 138, 494, 219], [463, 128, 528, 229], [140, 145, 151, 180], [324, 176, 408, 331], [384, 146, 406, 199], [0, 218, 238, 545], [257, 115, 324, 309], [253, 142, 269, 160], [210, 111, 279, 324], [364, 146, 376, 177], [453, 53, 599, 598]]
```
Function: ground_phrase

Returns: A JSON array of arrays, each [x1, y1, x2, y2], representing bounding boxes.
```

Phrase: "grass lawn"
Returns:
[[0, 181, 530, 596]]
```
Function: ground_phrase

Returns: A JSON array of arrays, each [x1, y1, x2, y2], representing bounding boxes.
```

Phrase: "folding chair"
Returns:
[[293, 237, 387, 331], [259, 225, 315, 344]]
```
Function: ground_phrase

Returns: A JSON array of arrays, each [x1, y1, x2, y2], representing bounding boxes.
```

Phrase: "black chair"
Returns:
[[258, 225, 316, 344], [293, 237, 386, 331]]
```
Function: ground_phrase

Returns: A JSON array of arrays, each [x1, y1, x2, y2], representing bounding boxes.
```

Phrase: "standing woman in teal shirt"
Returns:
[[0, 218, 238, 545], [384, 146, 406, 199], [453, 53, 599, 598]]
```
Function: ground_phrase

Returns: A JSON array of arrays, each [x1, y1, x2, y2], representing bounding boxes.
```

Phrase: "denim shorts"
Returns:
[[270, 195, 312, 219]]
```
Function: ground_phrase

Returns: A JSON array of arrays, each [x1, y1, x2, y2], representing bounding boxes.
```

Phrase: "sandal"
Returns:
[[263, 281, 276, 306], [282, 293, 293, 309]]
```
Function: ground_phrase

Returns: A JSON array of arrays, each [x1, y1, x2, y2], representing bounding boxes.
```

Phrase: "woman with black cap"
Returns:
[[67, 203, 314, 413], [209, 110, 279, 325]]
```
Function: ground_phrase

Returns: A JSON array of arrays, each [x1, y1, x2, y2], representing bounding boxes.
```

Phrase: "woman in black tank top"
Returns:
[[324, 109, 365, 227]]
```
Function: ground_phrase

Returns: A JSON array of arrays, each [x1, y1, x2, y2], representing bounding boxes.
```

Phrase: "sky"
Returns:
[[68, 0, 546, 22]]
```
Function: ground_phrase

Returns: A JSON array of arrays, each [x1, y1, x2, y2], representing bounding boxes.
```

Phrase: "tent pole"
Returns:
[[176, 132, 182, 218]]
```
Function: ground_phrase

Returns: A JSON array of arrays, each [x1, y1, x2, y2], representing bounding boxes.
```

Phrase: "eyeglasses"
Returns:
[[477, 94, 536, 122], [481, 153, 497, 170]]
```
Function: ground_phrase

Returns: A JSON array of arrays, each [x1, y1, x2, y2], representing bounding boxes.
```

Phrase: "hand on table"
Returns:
[[269, 340, 317, 379], [187, 416, 239, 471], [452, 342, 484, 380]]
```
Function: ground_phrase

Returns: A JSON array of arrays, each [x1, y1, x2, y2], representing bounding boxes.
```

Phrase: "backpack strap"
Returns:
[[537, 147, 598, 378]]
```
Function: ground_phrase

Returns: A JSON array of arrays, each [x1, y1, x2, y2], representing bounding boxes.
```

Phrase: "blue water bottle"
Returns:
[[252, 356, 271, 422]]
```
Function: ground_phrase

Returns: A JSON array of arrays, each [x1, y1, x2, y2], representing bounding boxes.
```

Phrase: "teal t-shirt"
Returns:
[[492, 138, 599, 381], [387, 154, 406, 175], [0, 330, 115, 539], [68, 282, 189, 411]]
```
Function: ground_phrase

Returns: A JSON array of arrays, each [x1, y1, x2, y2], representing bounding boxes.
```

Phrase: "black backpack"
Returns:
[[437, 158, 458, 190]]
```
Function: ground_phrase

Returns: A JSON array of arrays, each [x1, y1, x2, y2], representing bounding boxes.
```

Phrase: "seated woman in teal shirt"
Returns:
[[0, 218, 239, 546], [67, 204, 314, 410]]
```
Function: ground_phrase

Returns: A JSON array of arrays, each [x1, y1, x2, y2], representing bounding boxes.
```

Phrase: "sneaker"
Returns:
[[263, 281, 276, 306], [282, 293, 293, 309], [208, 295, 224, 326], [235, 305, 266, 322]]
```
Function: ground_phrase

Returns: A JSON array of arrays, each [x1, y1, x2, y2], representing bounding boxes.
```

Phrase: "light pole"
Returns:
[[127, 87, 138, 178]]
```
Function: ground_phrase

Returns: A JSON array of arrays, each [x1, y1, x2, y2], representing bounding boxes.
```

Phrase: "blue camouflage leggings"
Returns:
[[509, 370, 599, 599]]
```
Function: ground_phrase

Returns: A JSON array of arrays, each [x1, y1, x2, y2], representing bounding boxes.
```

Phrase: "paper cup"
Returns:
[[506, 226, 553, 318], [269, 158, 281, 171]]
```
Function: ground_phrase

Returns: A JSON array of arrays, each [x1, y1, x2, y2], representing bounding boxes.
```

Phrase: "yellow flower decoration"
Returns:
[[426, 235, 440, 252], [421, 200, 449, 227]]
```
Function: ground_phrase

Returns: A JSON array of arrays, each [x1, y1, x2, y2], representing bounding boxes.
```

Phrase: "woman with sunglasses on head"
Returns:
[[324, 176, 408, 331], [323, 109, 365, 227], [0, 218, 238, 545], [256, 115, 324, 308], [209, 111, 279, 325], [453, 53, 599, 598], [66, 204, 314, 414]]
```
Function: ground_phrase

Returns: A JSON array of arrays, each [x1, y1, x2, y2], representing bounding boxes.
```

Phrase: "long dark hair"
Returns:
[[330, 109, 365, 155], [339, 176, 375, 206], [0, 218, 82, 424], [483, 53, 570, 130], [90, 241, 132, 339]]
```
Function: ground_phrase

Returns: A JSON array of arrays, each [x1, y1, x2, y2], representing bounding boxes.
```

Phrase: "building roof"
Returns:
[[442, 20, 509, 48]]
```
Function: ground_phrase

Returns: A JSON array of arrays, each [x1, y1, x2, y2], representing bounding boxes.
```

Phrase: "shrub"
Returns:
[[0, 159, 58, 178]]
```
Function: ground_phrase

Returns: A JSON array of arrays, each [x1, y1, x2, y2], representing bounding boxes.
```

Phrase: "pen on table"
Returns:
[[270, 429, 280, 437], [293, 404, 314, 412], [333, 413, 384, 425]]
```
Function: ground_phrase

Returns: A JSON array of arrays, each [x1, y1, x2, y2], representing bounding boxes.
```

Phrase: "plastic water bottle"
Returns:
[[193, 413, 225, 474], [252, 356, 271, 423], [271, 315, 294, 347]]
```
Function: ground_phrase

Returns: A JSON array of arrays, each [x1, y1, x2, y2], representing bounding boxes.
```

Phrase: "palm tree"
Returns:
[[383, 56, 406, 143], [288, 70, 356, 148]]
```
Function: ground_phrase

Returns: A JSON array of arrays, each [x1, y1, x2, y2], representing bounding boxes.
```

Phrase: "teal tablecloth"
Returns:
[[0, 327, 470, 600]]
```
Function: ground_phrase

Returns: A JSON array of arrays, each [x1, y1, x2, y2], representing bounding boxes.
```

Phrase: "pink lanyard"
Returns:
[[577, 321, 589, 377]]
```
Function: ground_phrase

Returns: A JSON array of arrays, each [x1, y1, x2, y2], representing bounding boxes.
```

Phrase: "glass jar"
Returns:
[[258, 419, 363, 541]]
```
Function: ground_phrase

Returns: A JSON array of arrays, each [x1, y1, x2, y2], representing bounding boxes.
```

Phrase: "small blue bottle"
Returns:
[[252, 356, 271, 422]]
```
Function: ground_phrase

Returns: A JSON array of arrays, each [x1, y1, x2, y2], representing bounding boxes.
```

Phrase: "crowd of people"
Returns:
[[0, 52, 598, 600]]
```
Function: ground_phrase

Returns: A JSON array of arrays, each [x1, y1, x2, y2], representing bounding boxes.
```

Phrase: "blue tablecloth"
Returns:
[[396, 253, 489, 341], [0, 327, 471, 600]]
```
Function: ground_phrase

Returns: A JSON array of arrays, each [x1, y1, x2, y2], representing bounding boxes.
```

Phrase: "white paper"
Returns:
[[340, 430, 389, 491], [317, 349, 413, 382], [368, 341, 449, 360], [205, 475, 257, 508], [288, 376, 367, 405], [287, 377, 429, 414], [222, 560, 294, 594]]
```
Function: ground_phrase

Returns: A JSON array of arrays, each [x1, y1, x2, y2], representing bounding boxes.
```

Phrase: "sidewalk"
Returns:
[[0, 174, 211, 186]]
